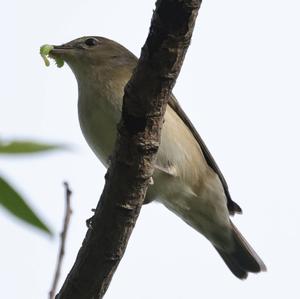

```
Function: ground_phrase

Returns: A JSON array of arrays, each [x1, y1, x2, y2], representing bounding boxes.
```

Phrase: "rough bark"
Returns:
[[56, 1, 202, 298]]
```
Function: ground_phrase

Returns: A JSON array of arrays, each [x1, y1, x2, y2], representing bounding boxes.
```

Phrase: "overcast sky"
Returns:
[[1, 1, 299, 298]]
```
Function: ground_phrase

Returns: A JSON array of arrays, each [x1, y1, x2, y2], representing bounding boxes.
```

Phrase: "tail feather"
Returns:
[[215, 221, 266, 279], [215, 247, 248, 279]]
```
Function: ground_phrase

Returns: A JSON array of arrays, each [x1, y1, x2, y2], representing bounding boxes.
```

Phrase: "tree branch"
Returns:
[[50, 182, 72, 299], [56, 1, 202, 298]]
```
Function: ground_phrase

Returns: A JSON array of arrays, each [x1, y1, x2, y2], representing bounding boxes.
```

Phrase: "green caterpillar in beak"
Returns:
[[40, 44, 64, 68]]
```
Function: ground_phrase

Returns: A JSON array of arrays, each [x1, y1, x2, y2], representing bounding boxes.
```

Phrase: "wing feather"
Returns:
[[168, 95, 242, 215]]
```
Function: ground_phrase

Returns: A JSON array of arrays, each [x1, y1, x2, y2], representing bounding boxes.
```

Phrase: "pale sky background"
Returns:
[[1, 0, 299, 298]]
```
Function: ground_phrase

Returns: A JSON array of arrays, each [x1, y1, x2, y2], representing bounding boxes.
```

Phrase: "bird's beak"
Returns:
[[49, 45, 77, 66], [50, 45, 73, 56]]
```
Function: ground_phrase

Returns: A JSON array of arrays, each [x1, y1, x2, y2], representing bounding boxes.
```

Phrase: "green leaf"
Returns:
[[0, 140, 63, 154], [0, 176, 52, 235]]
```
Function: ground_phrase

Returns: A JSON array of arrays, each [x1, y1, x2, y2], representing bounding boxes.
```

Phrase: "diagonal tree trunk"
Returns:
[[56, 1, 202, 298]]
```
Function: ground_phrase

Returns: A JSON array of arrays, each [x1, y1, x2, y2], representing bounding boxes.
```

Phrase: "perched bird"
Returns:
[[50, 36, 266, 279]]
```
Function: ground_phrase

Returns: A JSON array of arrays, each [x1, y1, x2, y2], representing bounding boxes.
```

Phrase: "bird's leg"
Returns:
[[86, 208, 96, 228]]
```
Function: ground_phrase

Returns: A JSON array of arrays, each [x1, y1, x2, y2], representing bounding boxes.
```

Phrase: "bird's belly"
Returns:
[[147, 169, 232, 249], [78, 95, 210, 188], [78, 94, 232, 248]]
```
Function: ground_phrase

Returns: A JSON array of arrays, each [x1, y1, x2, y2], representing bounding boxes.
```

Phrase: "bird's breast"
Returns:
[[77, 81, 122, 166], [77, 74, 211, 197]]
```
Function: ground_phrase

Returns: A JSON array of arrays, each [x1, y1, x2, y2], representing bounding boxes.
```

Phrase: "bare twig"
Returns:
[[49, 182, 72, 299], [56, 1, 202, 298]]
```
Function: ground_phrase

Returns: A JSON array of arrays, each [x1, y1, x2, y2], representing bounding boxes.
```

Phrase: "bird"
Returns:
[[50, 36, 266, 279]]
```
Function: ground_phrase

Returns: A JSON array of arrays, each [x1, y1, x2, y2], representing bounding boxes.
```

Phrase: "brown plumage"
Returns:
[[50, 36, 266, 278]]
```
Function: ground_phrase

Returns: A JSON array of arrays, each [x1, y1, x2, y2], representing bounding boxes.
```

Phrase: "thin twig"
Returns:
[[49, 182, 72, 299]]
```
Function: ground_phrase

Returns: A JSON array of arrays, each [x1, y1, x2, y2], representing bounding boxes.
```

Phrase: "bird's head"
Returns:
[[50, 36, 137, 83]]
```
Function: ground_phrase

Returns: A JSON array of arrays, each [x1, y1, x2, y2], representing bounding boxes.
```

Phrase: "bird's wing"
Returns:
[[168, 94, 242, 215]]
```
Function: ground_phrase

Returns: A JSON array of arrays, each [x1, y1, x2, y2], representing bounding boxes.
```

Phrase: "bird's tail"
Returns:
[[214, 221, 266, 279]]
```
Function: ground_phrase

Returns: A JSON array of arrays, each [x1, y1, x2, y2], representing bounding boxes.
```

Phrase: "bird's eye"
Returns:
[[85, 38, 98, 47]]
